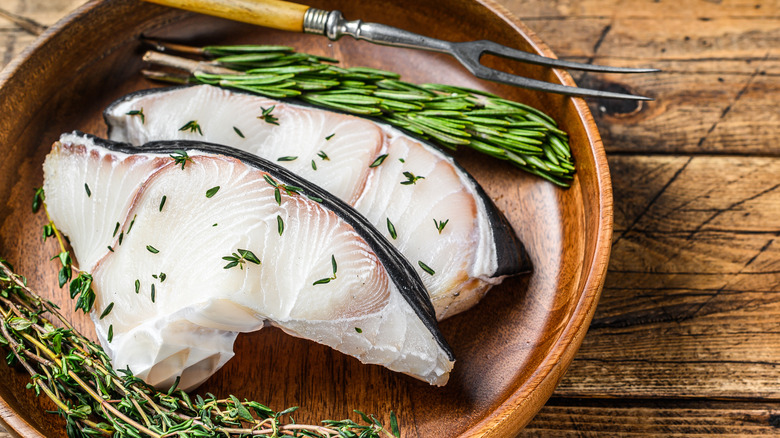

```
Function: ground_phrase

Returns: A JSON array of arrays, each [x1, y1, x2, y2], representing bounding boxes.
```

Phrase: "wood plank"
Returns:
[[501, 0, 780, 156], [556, 155, 780, 399], [510, 0, 775, 19], [524, 399, 780, 436]]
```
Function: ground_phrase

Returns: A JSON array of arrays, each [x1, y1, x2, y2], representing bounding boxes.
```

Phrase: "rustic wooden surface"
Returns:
[[1, 0, 778, 436]]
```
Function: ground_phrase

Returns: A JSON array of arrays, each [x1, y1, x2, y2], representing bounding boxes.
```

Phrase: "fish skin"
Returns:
[[43, 132, 454, 390], [104, 85, 531, 320]]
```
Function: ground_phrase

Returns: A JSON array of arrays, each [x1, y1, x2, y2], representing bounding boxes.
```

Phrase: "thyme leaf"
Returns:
[[170, 150, 192, 170], [387, 218, 397, 240], [99, 302, 114, 320], [400, 171, 425, 185], [434, 218, 449, 234], [233, 126, 245, 138], [418, 260, 435, 276], [223, 249, 261, 269], [179, 120, 203, 135], [84, 183, 91, 197], [369, 154, 388, 168], [277, 156, 298, 162], [146, 245, 159, 254], [313, 254, 338, 285], [258, 105, 279, 125], [126, 108, 145, 124], [206, 186, 220, 198], [32, 187, 44, 213]]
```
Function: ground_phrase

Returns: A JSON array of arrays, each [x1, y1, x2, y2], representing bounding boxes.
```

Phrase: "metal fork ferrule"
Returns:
[[303, 8, 330, 34]]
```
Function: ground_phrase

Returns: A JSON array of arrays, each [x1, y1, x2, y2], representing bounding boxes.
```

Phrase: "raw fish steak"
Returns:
[[105, 85, 530, 319], [43, 132, 454, 390]]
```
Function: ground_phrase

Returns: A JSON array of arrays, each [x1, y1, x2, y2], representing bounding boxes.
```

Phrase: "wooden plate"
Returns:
[[0, 0, 612, 436]]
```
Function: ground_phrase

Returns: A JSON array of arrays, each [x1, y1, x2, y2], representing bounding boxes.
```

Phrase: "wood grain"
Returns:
[[510, 0, 780, 156], [522, 399, 780, 436], [2, 0, 780, 436]]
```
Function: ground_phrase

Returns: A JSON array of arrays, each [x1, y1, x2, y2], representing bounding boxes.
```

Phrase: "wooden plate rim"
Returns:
[[0, 1, 613, 436]]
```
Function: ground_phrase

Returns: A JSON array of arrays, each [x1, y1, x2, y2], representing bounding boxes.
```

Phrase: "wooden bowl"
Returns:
[[0, 0, 612, 436]]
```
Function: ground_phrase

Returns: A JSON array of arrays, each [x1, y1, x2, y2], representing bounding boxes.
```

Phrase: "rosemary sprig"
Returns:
[[142, 43, 575, 186], [0, 260, 401, 438]]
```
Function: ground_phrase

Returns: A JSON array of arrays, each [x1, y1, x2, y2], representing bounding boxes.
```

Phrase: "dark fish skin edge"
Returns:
[[104, 85, 532, 278], [65, 131, 454, 361]]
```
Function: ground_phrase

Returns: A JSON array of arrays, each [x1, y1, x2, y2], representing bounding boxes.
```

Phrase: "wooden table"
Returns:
[[1, 0, 778, 435]]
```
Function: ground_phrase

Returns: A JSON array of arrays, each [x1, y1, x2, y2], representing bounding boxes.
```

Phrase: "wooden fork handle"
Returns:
[[142, 0, 311, 32]]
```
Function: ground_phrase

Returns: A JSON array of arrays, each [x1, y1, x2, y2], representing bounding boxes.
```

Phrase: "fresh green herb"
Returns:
[[32, 187, 44, 213], [112, 222, 120, 238], [277, 215, 284, 236], [126, 108, 145, 124], [355, 327, 363, 333], [434, 218, 449, 234], [84, 183, 91, 197], [206, 186, 220, 198], [263, 173, 278, 187], [233, 126, 245, 138], [325, 133, 335, 140], [99, 302, 114, 320], [213, 223, 218, 227], [170, 150, 192, 170], [179, 120, 203, 135], [134, 279, 140, 294], [274, 187, 281, 205], [258, 105, 279, 125], [146, 245, 159, 254], [151, 284, 156, 303], [277, 156, 298, 162], [69, 272, 95, 313], [311, 159, 317, 170], [391, 411, 400, 437], [159, 272, 167, 282], [127, 214, 137, 235], [418, 260, 435, 276], [0, 260, 403, 438], [401, 171, 425, 185], [159, 195, 167, 211], [399, 158, 405, 163], [223, 249, 262, 269], [369, 154, 388, 168], [106, 245, 114, 252], [307, 195, 323, 203], [387, 218, 397, 240], [118, 231, 124, 245], [145, 44, 575, 186], [317, 150, 330, 160], [313, 255, 338, 285]]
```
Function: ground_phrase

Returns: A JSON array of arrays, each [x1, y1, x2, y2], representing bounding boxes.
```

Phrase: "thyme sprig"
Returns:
[[0, 260, 401, 437], [142, 42, 575, 186]]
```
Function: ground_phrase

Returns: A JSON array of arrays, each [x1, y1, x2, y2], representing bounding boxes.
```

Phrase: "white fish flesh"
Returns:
[[43, 132, 454, 390], [105, 85, 529, 319]]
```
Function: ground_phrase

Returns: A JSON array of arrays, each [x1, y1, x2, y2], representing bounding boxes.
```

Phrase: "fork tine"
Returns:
[[467, 40, 660, 74], [475, 65, 654, 100]]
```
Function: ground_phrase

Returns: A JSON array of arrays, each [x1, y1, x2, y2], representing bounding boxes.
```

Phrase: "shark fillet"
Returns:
[[43, 132, 454, 390], [105, 85, 530, 319]]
